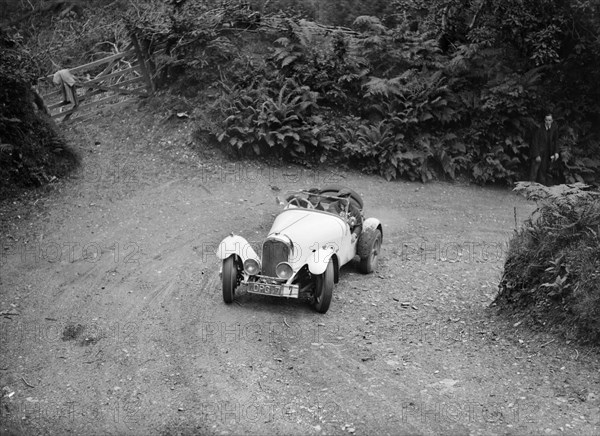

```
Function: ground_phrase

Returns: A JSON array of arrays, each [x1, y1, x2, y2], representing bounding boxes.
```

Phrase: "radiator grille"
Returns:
[[262, 240, 290, 277]]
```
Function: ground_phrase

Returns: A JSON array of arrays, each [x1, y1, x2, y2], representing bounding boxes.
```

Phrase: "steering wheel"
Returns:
[[287, 196, 314, 209]]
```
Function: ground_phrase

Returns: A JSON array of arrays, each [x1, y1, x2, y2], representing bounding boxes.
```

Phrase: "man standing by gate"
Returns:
[[529, 113, 559, 185], [53, 69, 79, 107]]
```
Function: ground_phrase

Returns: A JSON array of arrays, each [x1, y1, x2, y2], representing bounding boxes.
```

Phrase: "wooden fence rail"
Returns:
[[37, 34, 154, 121]]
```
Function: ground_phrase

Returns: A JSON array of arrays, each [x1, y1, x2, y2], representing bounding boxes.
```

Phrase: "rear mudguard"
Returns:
[[216, 234, 259, 264], [362, 217, 383, 238]]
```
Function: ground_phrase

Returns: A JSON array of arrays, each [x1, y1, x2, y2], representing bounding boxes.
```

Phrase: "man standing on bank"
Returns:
[[53, 69, 79, 107], [529, 113, 559, 185]]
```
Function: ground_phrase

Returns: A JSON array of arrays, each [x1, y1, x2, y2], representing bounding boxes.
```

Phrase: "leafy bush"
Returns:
[[0, 31, 78, 193], [124, 2, 598, 186], [12, 0, 591, 186], [270, 21, 368, 112], [216, 79, 335, 161], [8, 1, 131, 75], [558, 127, 600, 185], [5, 0, 599, 186], [339, 117, 441, 182], [495, 182, 600, 342]]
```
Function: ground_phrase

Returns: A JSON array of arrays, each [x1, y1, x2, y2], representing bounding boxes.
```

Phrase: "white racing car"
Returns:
[[216, 186, 383, 313]]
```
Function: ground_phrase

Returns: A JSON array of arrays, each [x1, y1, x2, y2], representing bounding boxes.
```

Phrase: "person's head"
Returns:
[[307, 188, 321, 206], [338, 189, 354, 205], [544, 113, 553, 129]]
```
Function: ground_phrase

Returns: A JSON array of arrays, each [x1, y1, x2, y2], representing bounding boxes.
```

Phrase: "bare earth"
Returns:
[[1, 106, 599, 436]]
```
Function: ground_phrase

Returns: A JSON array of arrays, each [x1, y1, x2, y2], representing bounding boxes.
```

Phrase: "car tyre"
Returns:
[[222, 256, 240, 303], [358, 228, 382, 274], [313, 259, 334, 313]]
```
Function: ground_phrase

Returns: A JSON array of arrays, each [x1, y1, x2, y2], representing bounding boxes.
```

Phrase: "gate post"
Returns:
[[131, 32, 155, 94]]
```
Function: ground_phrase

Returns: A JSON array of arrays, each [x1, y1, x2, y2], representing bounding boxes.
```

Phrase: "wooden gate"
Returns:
[[37, 34, 155, 121]]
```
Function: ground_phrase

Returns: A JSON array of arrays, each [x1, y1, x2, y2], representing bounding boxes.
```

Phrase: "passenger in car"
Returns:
[[337, 190, 363, 242], [307, 188, 325, 210]]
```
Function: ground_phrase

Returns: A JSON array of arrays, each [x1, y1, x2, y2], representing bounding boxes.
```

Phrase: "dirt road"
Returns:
[[1, 108, 599, 435]]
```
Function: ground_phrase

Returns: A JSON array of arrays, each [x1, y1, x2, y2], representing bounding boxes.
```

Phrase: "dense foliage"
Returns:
[[2, 1, 131, 73], [168, 0, 599, 184], [0, 29, 78, 192], [4, 0, 600, 185], [246, 0, 397, 27], [495, 182, 600, 342]]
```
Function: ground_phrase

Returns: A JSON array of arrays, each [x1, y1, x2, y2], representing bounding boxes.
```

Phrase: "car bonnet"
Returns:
[[267, 208, 348, 263]]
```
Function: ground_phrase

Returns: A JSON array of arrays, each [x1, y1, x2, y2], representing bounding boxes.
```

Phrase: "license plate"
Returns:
[[246, 282, 299, 298]]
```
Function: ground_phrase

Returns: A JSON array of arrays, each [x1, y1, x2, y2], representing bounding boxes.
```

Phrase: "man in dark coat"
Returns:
[[529, 113, 559, 185], [328, 190, 363, 242]]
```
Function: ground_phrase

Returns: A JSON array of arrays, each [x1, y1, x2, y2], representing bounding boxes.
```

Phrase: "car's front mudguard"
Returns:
[[216, 234, 259, 264], [307, 246, 336, 276]]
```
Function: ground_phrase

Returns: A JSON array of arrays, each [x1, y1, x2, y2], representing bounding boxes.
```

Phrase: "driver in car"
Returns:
[[329, 189, 363, 242], [307, 188, 325, 210]]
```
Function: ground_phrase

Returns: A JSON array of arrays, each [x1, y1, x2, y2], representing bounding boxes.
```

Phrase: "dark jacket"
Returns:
[[531, 123, 558, 159]]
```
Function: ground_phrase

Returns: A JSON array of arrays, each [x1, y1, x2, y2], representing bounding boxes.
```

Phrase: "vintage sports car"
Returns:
[[216, 186, 383, 313]]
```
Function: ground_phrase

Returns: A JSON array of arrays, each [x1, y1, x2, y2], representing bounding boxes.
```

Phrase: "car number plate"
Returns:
[[246, 282, 298, 298]]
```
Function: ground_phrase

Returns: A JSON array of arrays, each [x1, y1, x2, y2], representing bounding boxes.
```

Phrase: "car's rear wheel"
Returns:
[[222, 256, 240, 303], [313, 259, 334, 313], [358, 228, 382, 274]]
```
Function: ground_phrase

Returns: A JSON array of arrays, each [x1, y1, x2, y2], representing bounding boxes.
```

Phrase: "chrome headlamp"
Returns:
[[275, 262, 293, 279], [243, 258, 260, 276]]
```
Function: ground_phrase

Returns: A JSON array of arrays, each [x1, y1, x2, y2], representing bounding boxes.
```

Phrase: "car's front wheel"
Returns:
[[222, 256, 240, 303], [313, 259, 334, 313], [358, 228, 382, 274]]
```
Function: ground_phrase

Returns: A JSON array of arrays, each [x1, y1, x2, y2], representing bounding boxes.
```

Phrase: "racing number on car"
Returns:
[[310, 242, 339, 262]]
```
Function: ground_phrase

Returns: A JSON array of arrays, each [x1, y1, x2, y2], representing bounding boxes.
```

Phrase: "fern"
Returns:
[[514, 182, 599, 205], [363, 76, 405, 98], [217, 78, 329, 159], [0, 143, 14, 153], [353, 16, 387, 35]]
